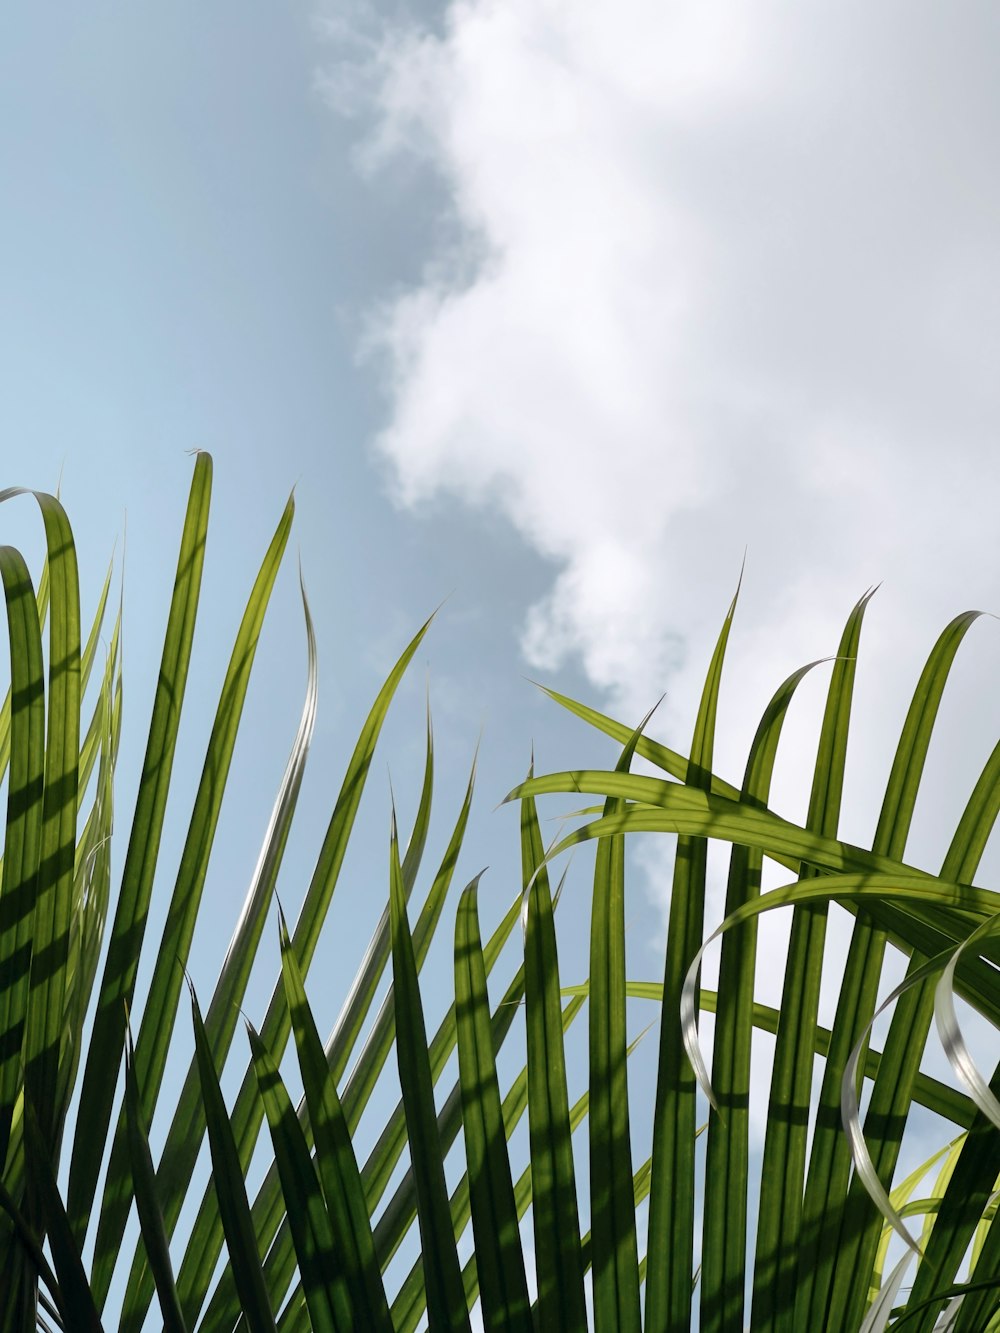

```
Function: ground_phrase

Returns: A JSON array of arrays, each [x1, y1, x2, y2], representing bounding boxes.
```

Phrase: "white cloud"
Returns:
[[326, 1, 1000, 922]]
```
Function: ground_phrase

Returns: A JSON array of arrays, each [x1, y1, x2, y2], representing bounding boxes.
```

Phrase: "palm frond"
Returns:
[[2, 455, 998, 1333]]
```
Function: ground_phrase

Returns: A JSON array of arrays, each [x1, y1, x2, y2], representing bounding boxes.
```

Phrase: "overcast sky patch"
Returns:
[[324, 3, 1000, 970]]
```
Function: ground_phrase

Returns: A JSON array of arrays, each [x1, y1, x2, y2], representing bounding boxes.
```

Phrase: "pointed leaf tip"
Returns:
[[275, 898, 291, 948]]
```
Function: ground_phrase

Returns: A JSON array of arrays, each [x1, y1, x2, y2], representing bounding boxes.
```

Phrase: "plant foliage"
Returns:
[[0, 457, 998, 1331]]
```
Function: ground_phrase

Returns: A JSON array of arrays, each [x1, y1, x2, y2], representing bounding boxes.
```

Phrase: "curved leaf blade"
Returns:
[[175, 612, 433, 1327], [389, 809, 471, 1333], [91, 485, 292, 1304], [0, 491, 82, 1164], [279, 912, 392, 1333], [124, 1023, 187, 1333], [121, 569, 317, 1331], [522, 783, 586, 1333], [590, 715, 649, 1333], [455, 875, 532, 1333], [701, 659, 824, 1333], [0, 547, 45, 1169], [247, 1020, 344, 1333], [647, 588, 737, 1333], [190, 984, 275, 1333], [69, 453, 212, 1245]]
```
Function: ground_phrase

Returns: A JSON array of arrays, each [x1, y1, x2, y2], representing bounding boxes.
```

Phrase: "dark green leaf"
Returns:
[[279, 912, 392, 1333], [455, 875, 532, 1333], [123, 1021, 187, 1333], [647, 587, 737, 1333], [590, 716, 649, 1333], [70, 453, 212, 1247], [190, 983, 275, 1333], [175, 612, 432, 1327], [522, 781, 587, 1332], [389, 808, 471, 1332], [247, 1020, 345, 1333], [91, 484, 292, 1304]]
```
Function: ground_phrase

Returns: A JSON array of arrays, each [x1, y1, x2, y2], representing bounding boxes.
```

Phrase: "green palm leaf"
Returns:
[[454, 873, 532, 1333], [0, 554, 49, 790], [0, 547, 45, 1171], [123, 1022, 186, 1333], [754, 590, 872, 1333], [90, 487, 293, 1308], [521, 779, 587, 1332], [174, 610, 433, 1328], [589, 713, 648, 1333], [647, 587, 736, 1333], [120, 570, 317, 1332], [278, 910, 392, 1333], [389, 807, 471, 1333], [13, 492, 81, 1165], [247, 1021, 345, 1333], [4, 455, 999, 1333], [200, 742, 464, 1330], [22, 1097, 100, 1333], [68, 453, 212, 1246], [364, 868, 521, 1272], [831, 730, 1000, 1329], [190, 982, 275, 1333], [702, 658, 823, 1332], [797, 612, 983, 1329]]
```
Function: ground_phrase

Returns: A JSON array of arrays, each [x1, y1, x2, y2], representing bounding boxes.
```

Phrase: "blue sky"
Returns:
[[3, 1, 1000, 1321], [0, 4, 613, 1309]]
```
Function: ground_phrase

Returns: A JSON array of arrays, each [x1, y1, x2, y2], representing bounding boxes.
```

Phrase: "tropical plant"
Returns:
[[0, 456, 998, 1332]]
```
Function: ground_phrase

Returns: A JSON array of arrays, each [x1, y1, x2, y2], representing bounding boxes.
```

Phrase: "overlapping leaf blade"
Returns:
[[0, 554, 48, 790], [69, 453, 212, 1247], [589, 715, 647, 1333], [388, 809, 471, 1332], [363, 869, 522, 1273], [646, 588, 737, 1333], [0, 547, 45, 1172], [521, 779, 587, 1332], [276, 889, 544, 1333], [800, 610, 985, 1328], [753, 591, 872, 1333], [502, 778, 1000, 995], [199, 742, 466, 1331], [120, 571, 317, 1331], [247, 1021, 345, 1333], [176, 612, 433, 1328], [389, 989, 588, 1333], [454, 874, 532, 1333], [832, 728, 1000, 1328], [90, 486, 293, 1309], [123, 1023, 186, 1333], [58, 631, 119, 1125], [4, 454, 1000, 1333], [902, 1064, 1000, 1331], [22, 1097, 100, 1333], [702, 659, 824, 1332], [190, 984, 275, 1333], [15, 492, 81, 1164], [278, 911, 392, 1333]]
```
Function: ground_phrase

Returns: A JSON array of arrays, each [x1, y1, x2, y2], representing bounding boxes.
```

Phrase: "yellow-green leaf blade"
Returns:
[[0, 547, 45, 1170]]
